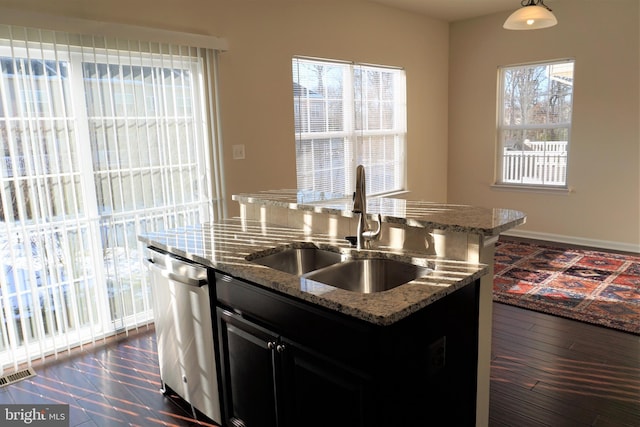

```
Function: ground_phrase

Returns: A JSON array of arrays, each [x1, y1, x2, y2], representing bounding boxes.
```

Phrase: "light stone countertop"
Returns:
[[233, 190, 527, 236], [139, 219, 487, 326]]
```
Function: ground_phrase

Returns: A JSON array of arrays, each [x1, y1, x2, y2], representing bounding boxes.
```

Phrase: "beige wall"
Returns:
[[212, 1, 450, 216], [0, 0, 450, 217], [449, 0, 640, 249], [3, 0, 638, 249]]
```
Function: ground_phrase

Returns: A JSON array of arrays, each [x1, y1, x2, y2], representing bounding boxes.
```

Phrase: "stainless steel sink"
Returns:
[[302, 258, 431, 293], [250, 247, 343, 275]]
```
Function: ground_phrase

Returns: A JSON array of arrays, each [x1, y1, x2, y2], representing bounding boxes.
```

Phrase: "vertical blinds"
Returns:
[[0, 24, 221, 372], [292, 57, 406, 197]]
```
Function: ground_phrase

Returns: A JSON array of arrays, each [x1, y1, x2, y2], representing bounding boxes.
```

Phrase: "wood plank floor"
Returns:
[[0, 327, 218, 426], [1, 304, 638, 426], [490, 303, 640, 427]]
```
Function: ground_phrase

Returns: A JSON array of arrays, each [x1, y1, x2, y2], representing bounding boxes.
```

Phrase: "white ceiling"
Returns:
[[368, 0, 550, 22]]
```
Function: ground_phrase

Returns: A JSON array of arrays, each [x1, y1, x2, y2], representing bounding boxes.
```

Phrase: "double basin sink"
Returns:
[[247, 245, 432, 293]]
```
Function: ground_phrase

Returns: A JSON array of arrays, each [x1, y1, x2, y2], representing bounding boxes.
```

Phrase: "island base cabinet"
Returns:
[[217, 308, 372, 427], [217, 309, 279, 427], [215, 273, 479, 427], [282, 339, 373, 427]]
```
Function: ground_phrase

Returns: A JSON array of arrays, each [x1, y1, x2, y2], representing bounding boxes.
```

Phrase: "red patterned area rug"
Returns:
[[493, 239, 640, 335]]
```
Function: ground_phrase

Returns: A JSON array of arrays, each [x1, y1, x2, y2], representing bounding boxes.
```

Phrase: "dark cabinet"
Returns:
[[217, 307, 370, 427], [215, 272, 480, 427], [217, 309, 279, 427], [280, 338, 369, 427]]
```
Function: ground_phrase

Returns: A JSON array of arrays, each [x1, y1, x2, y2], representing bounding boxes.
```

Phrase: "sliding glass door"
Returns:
[[0, 30, 215, 371]]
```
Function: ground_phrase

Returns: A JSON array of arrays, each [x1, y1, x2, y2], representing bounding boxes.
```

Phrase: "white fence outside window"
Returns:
[[497, 60, 574, 188], [501, 141, 567, 186]]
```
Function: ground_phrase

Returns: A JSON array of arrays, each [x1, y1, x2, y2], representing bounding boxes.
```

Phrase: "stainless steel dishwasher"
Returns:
[[145, 247, 221, 423]]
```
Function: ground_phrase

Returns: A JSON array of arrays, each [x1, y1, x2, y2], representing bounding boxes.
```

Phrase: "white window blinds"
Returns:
[[292, 57, 406, 196], [0, 24, 222, 372]]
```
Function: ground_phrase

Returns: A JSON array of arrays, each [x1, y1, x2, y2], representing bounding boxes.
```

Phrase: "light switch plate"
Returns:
[[232, 144, 245, 160]]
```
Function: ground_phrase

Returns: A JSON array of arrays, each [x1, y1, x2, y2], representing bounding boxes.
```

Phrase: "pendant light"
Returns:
[[503, 0, 557, 30]]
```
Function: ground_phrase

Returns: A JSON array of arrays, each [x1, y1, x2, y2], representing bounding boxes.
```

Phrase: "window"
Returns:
[[497, 59, 574, 187], [292, 57, 406, 196], [0, 26, 220, 370]]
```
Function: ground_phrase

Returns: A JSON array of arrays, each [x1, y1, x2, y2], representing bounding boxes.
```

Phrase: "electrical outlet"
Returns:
[[232, 144, 245, 160], [427, 336, 446, 376]]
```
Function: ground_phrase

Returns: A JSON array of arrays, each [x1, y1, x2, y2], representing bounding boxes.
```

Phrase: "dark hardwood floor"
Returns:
[[490, 303, 640, 427], [0, 326, 218, 426], [1, 304, 638, 426]]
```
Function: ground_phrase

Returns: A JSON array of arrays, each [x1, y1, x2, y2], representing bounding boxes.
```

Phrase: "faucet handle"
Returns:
[[362, 214, 382, 240]]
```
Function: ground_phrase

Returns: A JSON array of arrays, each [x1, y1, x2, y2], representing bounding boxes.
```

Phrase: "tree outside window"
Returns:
[[497, 60, 574, 187]]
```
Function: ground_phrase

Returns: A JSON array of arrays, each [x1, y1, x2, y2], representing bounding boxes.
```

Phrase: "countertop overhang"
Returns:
[[139, 219, 488, 326], [233, 190, 527, 236]]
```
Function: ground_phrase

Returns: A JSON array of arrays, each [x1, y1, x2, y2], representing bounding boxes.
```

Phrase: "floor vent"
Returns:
[[0, 368, 36, 388]]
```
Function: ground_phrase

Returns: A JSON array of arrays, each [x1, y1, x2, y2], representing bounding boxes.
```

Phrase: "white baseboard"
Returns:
[[501, 229, 640, 254]]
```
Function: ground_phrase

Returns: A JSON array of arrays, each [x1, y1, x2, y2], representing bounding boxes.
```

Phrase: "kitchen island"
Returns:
[[232, 190, 526, 427], [140, 191, 525, 427], [141, 220, 487, 426]]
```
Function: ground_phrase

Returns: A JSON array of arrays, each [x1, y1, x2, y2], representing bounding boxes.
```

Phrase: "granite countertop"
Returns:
[[139, 219, 487, 326], [233, 190, 527, 236]]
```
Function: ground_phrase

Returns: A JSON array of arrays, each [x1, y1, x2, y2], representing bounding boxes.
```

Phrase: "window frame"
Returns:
[[292, 56, 407, 197], [496, 58, 575, 189]]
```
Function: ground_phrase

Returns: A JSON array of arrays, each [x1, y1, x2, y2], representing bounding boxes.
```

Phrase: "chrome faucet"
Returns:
[[352, 165, 381, 249]]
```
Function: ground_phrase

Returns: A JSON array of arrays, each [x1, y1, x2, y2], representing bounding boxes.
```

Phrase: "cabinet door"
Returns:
[[280, 338, 372, 427], [217, 308, 279, 427]]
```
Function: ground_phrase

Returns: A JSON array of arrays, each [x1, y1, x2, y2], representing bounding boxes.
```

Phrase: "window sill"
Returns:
[[491, 184, 574, 195], [373, 190, 410, 199]]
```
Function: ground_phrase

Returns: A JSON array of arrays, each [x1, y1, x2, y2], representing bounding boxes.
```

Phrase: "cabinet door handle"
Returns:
[[276, 344, 286, 353]]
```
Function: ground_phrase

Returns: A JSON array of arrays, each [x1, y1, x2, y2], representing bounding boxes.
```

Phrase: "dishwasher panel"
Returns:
[[146, 248, 221, 423]]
